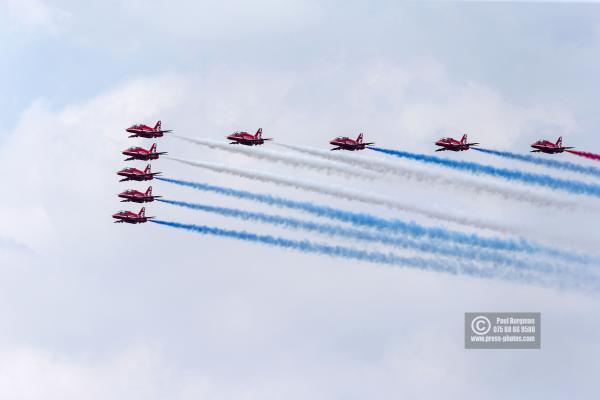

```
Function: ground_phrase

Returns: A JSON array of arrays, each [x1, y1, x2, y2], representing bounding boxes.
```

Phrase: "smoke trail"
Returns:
[[170, 135, 377, 179], [167, 157, 514, 233], [370, 147, 600, 198], [151, 219, 587, 289], [473, 148, 600, 178], [159, 198, 569, 274], [151, 219, 456, 272], [157, 177, 599, 266], [274, 143, 572, 208], [567, 150, 600, 162]]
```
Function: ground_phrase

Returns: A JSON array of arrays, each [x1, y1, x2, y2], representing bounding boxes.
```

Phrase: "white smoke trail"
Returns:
[[168, 156, 517, 233], [170, 135, 378, 179], [275, 143, 574, 209]]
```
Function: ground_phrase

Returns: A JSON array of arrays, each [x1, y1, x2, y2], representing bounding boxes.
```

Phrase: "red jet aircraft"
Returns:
[[435, 134, 479, 152], [530, 136, 574, 153], [227, 128, 271, 146], [117, 164, 161, 182], [122, 143, 167, 161], [329, 133, 374, 151], [112, 207, 154, 224], [118, 186, 161, 203], [126, 120, 172, 138]]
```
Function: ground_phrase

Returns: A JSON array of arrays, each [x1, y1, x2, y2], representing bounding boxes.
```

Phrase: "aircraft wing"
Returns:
[[330, 147, 342, 151], [248, 138, 272, 143], [435, 148, 446, 152]]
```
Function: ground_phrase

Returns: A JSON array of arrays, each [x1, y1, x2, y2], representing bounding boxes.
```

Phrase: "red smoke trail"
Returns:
[[567, 150, 600, 161]]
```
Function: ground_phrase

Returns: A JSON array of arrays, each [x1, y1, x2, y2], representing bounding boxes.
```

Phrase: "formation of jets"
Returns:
[[113, 120, 579, 225], [224, 129, 575, 154], [113, 120, 170, 224]]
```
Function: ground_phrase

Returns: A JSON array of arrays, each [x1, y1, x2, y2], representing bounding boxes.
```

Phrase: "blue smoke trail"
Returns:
[[152, 219, 600, 291], [151, 219, 456, 272], [473, 148, 600, 178], [159, 198, 551, 272], [156, 177, 597, 265], [369, 147, 600, 198], [151, 219, 571, 287]]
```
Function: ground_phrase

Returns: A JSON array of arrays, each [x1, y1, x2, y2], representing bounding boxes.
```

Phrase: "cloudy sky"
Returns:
[[1, 1, 600, 399]]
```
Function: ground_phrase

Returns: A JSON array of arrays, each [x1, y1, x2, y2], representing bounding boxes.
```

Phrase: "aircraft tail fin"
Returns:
[[155, 120, 162, 131], [144, 164, 151, 174], [150, 143, 157, 153], [139, 207, 146, 217], [556, 136, 563, 147], [255, 128, 262, 139], [145, 186, 153, 196], [461, 134, 467, 144], [357, 133, 364, 144]]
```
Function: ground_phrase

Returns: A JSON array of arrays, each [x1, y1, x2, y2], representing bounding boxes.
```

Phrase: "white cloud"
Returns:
[[0, 346, 196, 400], [0, 43, 598, 399], [1, 0, 70, 35]]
